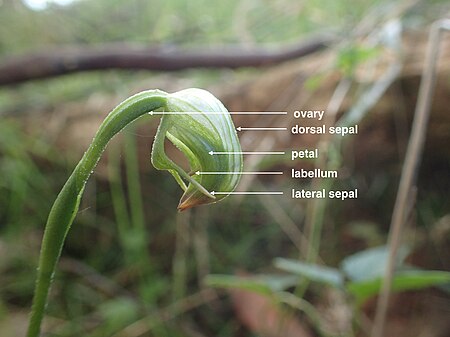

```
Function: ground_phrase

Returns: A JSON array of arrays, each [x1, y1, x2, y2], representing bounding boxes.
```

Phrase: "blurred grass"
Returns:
[[0, 0, 396, 113]]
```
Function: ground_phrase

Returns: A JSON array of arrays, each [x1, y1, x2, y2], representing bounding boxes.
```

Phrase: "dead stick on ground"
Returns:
[[0, 36, 333, 86], [371, 19, 450, 337]]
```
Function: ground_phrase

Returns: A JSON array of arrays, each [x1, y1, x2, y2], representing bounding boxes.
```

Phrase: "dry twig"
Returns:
[[371, 18, 450, 337]]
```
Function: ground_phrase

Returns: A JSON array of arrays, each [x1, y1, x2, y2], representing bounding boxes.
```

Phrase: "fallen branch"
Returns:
[[0, 36, 332, 86]]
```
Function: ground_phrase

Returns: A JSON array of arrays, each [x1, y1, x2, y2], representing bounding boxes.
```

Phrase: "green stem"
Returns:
[[27, 90, 167, 337]]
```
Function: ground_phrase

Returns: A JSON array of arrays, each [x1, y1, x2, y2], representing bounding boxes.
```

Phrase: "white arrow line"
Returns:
[[148, 111, 287, 115], [195, 171, 283, 175], [208, 151, 286, 155], [210, 191, 284, 196], [236, 127, 287, 131]]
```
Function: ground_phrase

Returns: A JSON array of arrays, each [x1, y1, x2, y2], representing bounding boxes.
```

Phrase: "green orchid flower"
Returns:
[[27, 88, 242, 337], [152, 88, 242, 210]]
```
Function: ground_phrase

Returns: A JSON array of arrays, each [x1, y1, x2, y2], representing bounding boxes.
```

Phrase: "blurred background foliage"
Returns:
[[1, 0, 449, 336], [1, 0, 439, 111]]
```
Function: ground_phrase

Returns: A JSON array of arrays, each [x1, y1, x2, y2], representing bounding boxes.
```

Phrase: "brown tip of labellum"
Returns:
[[177, 191, 215, 212], [177, 199, 197, 212], [177, 198, 205, 212]]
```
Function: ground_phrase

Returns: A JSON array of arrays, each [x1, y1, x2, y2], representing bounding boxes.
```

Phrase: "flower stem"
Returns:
[[27, 90, 167, 337]]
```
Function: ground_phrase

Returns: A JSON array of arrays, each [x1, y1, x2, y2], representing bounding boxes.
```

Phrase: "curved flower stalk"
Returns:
[[27, 88, 242, 337]]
